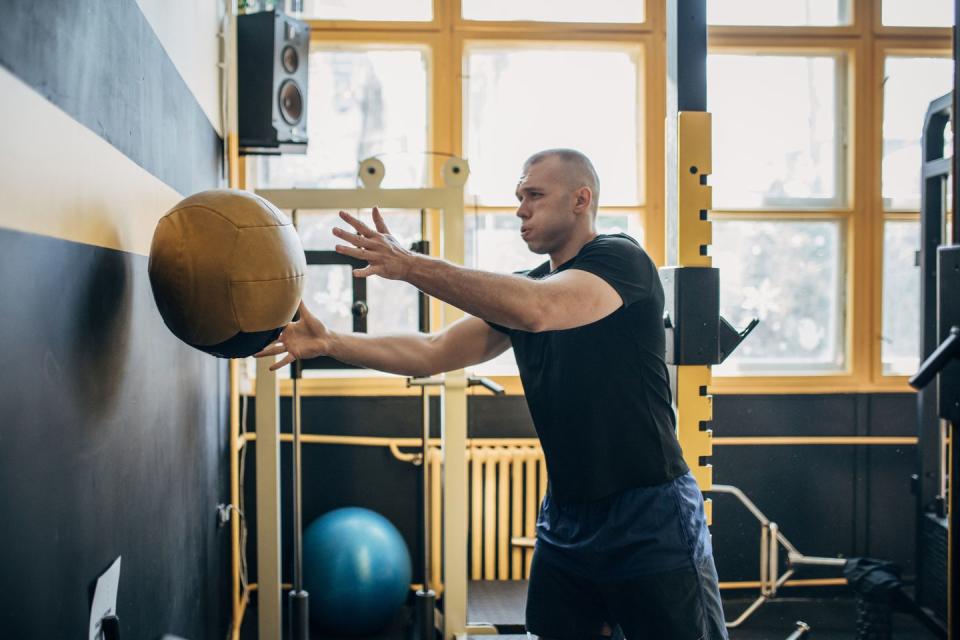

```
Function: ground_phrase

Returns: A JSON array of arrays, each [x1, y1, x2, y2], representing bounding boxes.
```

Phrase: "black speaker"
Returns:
[[238, 10, 309, 154]]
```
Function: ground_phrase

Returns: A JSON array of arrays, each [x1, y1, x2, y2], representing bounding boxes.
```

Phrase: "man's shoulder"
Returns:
[[577, 233, 651, 266]]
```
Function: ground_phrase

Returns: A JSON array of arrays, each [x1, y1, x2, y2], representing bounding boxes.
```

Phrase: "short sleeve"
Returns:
[[483, 265, 543, 335], [568, 235, 654, 307], [486, 320, 512, 335]]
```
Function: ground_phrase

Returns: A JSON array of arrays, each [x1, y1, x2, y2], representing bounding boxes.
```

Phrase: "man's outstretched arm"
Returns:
[[255, 304, 510, 376], [334, 209, 623, 332]]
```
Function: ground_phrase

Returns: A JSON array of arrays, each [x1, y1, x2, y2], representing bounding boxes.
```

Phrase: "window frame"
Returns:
[[233, 0, 951, 396], [871, 42, 952, 384]]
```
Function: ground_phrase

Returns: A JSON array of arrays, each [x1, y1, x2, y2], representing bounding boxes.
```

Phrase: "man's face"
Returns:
[[514, 157, 578, 255]]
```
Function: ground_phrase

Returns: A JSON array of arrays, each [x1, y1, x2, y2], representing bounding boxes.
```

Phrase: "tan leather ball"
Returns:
[[148, 189, 305, 358]]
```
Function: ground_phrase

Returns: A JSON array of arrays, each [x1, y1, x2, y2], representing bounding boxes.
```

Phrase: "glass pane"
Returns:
[[883, 57, 954, 211], [712, 220, 845, 374], [298, 209, 423, 335], [462, 0, 643, 23], [882, 220, 921, 375], [709, 0, 849, 25], [301, 0, 432, 21], [465, 47, 641, 206], [304, 264, 355, 334], [259, 48, 428, 189], [882, 0, 952, 26], [708, 54, 845, 209]]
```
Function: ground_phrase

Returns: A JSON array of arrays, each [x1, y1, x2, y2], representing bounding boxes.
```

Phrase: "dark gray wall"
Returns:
[[0, 1, 228, 638], [243, 393, 918, 591]]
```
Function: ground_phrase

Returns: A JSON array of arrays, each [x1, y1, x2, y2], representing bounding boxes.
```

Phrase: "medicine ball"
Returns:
[[148, 189, 305, 358]]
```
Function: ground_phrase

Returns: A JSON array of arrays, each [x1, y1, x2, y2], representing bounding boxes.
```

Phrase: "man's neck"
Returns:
[[549, 228, 598, 271]]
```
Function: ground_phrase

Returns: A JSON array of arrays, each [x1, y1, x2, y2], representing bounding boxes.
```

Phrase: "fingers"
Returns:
[[372, 206, 390, 234], [269, 353, 296, 371], [353, 265, 376, 278], [254, 342, 287, 358], [339, 210, 375, 236], [335, 244, 367, 260], [332, 226, 376, 248]]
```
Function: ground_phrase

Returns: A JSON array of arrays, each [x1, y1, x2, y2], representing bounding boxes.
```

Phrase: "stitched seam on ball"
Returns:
[[174, 203, 291, 228], [231, 275, 304, 284]]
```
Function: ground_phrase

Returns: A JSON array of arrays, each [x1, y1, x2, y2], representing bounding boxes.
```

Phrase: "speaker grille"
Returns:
[[281, 45, 299, 73], [278, 80, 303, 125]]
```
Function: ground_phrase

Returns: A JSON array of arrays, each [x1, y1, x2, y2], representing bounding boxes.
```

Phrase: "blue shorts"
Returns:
[[527, 472, 728, 639], [535, 471, 713, 579]]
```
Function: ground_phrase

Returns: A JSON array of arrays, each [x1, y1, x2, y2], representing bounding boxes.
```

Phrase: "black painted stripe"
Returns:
[[0, 0, 221, 197]]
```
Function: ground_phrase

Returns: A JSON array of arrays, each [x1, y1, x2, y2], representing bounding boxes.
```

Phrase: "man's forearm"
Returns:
[[326, 331, 439, 377], [406, 255, 539, 330]]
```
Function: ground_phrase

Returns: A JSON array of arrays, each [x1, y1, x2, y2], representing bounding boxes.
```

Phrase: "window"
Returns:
[[882, 56, 953, 211], [712, 220, 846, 375], [708, 53, 847, 209], [300, 0, 431, 21], [464, 46, 642, 206], [259, 47, 429, 189], [881, 0, 952, 27], [708, 0, 850, 26], [461, 0, 644, 23], [245, 0, 951, 393], [881, 220, 921, 375]]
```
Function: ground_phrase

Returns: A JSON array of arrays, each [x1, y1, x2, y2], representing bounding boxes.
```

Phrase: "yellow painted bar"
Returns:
[[672, 111, 715, 523], [676, 112, 713, 268]]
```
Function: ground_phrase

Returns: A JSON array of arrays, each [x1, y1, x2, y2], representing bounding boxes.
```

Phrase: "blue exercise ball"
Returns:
[[303, 507, 412, 635]]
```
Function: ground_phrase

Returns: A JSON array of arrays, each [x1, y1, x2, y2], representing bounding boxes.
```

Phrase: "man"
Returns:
[[256, 149, 728, 639]]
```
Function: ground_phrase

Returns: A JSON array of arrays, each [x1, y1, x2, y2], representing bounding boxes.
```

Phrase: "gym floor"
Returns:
[[240, 596, 940, 639]]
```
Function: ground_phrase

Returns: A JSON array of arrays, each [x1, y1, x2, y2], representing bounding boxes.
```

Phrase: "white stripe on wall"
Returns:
[[0, 66, 183, 256]]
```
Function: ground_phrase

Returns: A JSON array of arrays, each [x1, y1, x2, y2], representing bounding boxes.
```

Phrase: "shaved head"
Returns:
[[522, 149, 600, 215]]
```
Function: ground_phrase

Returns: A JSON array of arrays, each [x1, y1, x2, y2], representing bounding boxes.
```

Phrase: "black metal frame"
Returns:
[[299, 250, 368, 370]]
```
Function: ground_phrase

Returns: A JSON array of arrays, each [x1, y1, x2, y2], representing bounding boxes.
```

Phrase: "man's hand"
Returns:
[[332, 207, 417, 280], [254, 301, 332, 371]]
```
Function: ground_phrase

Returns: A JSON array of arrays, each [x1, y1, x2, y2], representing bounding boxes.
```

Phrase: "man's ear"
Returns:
[[573, 186, 593, 214]]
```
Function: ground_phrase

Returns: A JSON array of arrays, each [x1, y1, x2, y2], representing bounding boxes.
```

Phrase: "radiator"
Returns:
[[426, 441, 546, 588]]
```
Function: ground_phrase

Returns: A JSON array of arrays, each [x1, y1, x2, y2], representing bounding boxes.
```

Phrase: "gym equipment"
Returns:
[[302, 507, 412, 635], [711, 484, 947, 639], [148, 189, 305, 358], [253, 156, 474, 639], [288, 357, 308, 640]]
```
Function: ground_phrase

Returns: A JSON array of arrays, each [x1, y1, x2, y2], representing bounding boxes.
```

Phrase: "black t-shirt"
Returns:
[[489, 233, 689, 504]]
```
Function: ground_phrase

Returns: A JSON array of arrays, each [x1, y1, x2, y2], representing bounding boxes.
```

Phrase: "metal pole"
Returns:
[[289, 359, 309, 640]]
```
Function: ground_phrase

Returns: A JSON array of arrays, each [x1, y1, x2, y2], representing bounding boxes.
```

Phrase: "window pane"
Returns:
[[708, 54, 845, 209], [304, 264, 355, 334], [882, 0, 952, 26], [298, 209, 423, 335], [259, 48, 428, 189], [301, 0, 431, 21], [462, 0, 643, 23], [709, 0, 849, 25], [466, 211, 645, 375], [882, 220, 921, 375], [712, 220, 845, 374], [465, 47, 641, 206], [883, 57, 953, 211]]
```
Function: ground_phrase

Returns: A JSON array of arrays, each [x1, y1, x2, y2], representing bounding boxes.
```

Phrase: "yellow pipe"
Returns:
[[236, 433, 916, 450], [713, 436, 917, 446], [230, 585, 250, 640], [229, 360, 240, 633], [719, 578, 848, 590]]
